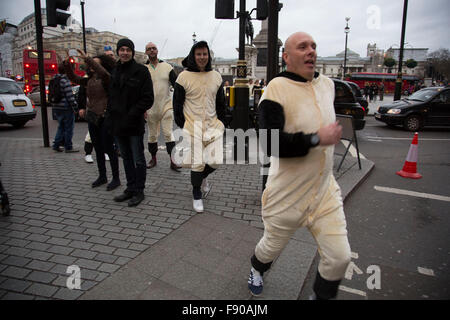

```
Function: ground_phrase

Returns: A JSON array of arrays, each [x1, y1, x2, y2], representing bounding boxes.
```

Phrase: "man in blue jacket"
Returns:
[[106, 38, 154, 207]]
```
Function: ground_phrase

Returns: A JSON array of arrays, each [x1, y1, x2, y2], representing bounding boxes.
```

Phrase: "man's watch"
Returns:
[[310, 133, 320, 147]]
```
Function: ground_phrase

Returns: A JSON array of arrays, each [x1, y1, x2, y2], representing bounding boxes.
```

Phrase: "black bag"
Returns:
[[85, 109, 102, 126], [48, 75, 63, 104]]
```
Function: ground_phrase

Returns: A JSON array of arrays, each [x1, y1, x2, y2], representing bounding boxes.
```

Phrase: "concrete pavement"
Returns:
[[0, 130, 373, 300]]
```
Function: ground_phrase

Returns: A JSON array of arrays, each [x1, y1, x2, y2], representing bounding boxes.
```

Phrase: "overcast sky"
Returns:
[[1, 0, 449, 60]]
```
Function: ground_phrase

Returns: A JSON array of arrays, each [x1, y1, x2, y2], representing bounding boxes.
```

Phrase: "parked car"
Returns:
[[332, 78, 366, 130], [27, 85, 48, 105], [246, 78, 365, 131], [15, 81, 26, 93], [0, 77, 36, 128], [374, 86, 450, 131], [346, 81, 369, 115]]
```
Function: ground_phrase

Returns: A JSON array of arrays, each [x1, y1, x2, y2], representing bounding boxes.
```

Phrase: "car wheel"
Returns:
[[403, 115, 422, 132]]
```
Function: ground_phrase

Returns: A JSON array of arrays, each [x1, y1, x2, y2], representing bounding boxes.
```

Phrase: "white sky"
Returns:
[[1, 0, 449, 59]]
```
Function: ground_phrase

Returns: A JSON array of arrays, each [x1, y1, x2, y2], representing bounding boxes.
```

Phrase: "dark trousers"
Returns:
[[115, 135, 146, 193], [88, 121, 119, 181], [53, 109, 75, 150]]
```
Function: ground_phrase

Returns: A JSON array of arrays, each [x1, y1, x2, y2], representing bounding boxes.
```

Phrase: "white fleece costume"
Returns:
[[175, 70, 225, 172], [255, 73, 351, 282], [146, 61, 175, 143]]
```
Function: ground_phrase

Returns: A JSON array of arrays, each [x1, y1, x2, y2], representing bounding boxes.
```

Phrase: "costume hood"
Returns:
[[182, 41, 212, 72]]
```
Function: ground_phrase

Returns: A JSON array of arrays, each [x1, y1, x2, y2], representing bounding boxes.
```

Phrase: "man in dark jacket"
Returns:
[[106, 38, 154, 207], [51, 64, 79, 153]]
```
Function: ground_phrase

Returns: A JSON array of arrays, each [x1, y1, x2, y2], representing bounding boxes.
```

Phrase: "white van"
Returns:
[[0, 77, 36, 128]]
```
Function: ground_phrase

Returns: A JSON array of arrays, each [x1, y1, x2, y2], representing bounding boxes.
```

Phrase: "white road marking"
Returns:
[[366, 136, 450, 142], [345, 261, 364, 280], [351, 252, 359, 259], [417, 267, 435, 277], [339, 285, 367, 297], [374, 186, 450, 202], [340, 140, 367, 159], [367, 139, 382, 142]]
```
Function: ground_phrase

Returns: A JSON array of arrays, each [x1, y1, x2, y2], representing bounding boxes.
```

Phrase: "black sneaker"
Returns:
[[114, 191, 134, 202], [128, 192, 144, 207], [65, 149, 79, 153], [106, 179, 121, 191], [92, 176, 107, 188]]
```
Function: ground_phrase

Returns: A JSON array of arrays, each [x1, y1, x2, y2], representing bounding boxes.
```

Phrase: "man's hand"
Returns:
[[76, 49, 88, 60], [79, 109, 86, 119], [317, 122, 342, 146]]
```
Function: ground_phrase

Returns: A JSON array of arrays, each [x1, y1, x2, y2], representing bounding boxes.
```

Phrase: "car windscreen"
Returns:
[[0, 80, 24, 95], [407, 89, 435, 102]]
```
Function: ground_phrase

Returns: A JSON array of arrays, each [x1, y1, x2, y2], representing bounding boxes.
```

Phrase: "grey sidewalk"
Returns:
[[0, 137, 373, 300]]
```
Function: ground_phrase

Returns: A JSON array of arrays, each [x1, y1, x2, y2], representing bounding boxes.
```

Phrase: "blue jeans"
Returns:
[[115, 135, 147, 193], [53, 109, 75, 150]]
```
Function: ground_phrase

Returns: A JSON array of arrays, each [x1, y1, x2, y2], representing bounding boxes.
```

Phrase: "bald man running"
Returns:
[[144, 42, 181, 171], [247, 32, 351, 299]]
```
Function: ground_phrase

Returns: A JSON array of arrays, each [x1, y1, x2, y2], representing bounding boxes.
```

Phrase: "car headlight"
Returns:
[[387, 108, 401, 115]]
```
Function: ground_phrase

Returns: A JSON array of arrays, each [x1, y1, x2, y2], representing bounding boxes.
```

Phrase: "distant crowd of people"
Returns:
[[363, 82, 384, 102]]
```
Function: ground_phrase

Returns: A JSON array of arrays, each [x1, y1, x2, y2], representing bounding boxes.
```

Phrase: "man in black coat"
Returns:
[[106, 38, 154, 207]]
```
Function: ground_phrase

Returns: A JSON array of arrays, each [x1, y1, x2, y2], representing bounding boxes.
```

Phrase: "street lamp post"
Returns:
[[80, 0, 87, 53], [394, 0, 409, 101], [343, 17, 350, 80]]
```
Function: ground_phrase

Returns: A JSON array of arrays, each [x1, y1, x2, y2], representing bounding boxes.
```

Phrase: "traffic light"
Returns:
[[215, 0, 235, 19], [46, 0, 71, 27], [256, 0, 268, 20]]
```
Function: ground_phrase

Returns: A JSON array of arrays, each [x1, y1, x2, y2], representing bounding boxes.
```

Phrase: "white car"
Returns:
[[0, 77, 37, 128]]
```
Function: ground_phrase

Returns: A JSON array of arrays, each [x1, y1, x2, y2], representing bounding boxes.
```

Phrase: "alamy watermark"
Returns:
[[367, 5, 381, 30], [171, 123, 280, 176], [66, 265, 81, 290]]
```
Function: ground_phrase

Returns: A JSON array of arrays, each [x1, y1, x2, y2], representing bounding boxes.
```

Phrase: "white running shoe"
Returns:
[[193, 199, 204, 213], [248, 268, 263, 296], [85, 154, 94, 163], [105, 153, 110, 161], [201, 178, 211, 198]]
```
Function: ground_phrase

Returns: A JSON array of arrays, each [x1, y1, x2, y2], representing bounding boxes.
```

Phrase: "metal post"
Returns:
[[34, 0, 50, 147], [233, 0, 249, 131], [267, 0, 279, 83], [343, 17, 350, 80], [232, 0, 249, 163], [394, 0, 408, 101], [81, 0, 87, 53]]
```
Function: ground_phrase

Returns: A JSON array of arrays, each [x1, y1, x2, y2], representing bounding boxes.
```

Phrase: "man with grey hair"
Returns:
[[247, 32, 351, 300]]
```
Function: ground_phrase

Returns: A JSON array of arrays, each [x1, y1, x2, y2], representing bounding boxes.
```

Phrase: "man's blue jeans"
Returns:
[[115, 135, 147, 194], [53, 109, 75, 150]]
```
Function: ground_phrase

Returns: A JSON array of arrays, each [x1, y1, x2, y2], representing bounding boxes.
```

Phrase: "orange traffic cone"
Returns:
[[396, 132, 422, 179]]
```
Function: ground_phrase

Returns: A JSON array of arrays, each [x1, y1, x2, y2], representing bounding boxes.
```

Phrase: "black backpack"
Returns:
[[48, 75, 63, 104]]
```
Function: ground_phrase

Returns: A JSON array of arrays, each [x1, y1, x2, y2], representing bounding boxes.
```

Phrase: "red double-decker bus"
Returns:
[[22, 49, 58, 94], [67, 56, 86, 78], [346, 72, 420, 94]]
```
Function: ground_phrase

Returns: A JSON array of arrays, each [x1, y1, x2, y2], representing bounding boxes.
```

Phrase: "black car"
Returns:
[[374, 87, 450, 131], [229, 78, 366, 131], [332, 79, 366, 130], [346, 81, 369, 115]]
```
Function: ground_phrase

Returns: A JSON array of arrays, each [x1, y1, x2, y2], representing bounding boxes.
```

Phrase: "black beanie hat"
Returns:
[[116, 38, 135, 57]]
